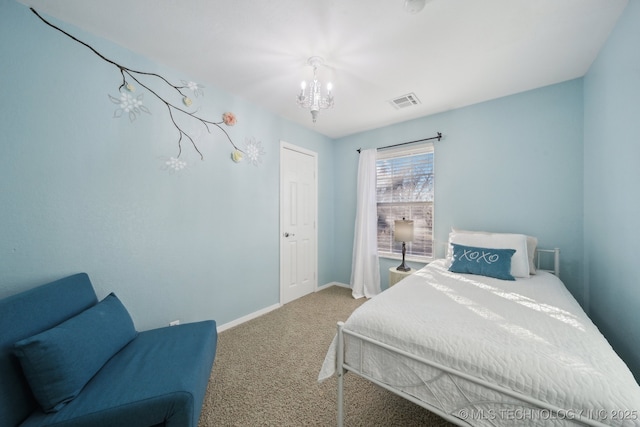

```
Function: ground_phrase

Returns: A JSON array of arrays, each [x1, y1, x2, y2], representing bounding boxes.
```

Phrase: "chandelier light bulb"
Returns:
[[300, 81, 306, 90], [327, 82, 333, 92]]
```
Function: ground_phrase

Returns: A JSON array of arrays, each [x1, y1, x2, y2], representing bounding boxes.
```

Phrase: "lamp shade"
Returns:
[[394, 219, 414, 242]]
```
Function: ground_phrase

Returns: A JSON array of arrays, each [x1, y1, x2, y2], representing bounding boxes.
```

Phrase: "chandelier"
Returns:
[[297, 56, 334, 123], [403, 0, 427, 14]]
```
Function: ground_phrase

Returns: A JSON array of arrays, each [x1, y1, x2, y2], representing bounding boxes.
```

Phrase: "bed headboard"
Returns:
[[535, 248, 560, 277]]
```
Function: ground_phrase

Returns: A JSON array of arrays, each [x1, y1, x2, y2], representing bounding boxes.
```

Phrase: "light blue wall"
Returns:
[[334, 81, 585, 297], [3, 0, 639, 383], [0, 2, 335, 331], [584, 0, 640, 379]]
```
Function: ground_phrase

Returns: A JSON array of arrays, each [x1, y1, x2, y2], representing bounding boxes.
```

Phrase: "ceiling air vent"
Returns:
[[389, 93, 421, 110]]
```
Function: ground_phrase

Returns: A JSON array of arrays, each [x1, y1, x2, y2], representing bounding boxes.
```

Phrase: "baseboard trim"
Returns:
[[217, 282, 351, 333], [317, 281, 350, 291], [217, 302, 281, 333]]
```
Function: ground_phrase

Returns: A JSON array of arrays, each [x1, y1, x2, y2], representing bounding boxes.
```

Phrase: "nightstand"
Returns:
[[389, 267, 414, 286]]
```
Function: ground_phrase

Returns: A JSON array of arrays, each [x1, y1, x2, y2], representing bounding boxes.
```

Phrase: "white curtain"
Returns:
[[350, 149, 381, 299]]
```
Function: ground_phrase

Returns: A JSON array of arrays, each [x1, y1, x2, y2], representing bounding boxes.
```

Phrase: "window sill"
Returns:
[[379, 253, 434, 264]]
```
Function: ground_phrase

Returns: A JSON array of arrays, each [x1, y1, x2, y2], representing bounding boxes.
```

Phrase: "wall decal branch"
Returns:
[[30, 7, 245, 162]]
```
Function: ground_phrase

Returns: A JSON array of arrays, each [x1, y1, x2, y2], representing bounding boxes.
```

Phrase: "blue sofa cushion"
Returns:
[[13, 293, 137, 413], [0, 273, 98, 427], [20, 321, 218, 427]]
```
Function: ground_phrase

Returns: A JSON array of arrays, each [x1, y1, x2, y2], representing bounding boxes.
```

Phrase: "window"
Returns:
[[376, 144, 434, 261]]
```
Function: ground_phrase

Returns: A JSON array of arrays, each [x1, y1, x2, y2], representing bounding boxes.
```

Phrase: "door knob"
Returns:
[[283, 232, 295, 237]]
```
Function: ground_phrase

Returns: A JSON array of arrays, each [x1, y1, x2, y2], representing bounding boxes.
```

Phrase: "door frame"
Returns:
[[279, 140, 318, 304]]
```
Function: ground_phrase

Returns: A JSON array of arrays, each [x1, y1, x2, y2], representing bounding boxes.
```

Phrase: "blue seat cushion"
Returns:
[[20, 320, 217, 427], [13, 293, 137, 413]]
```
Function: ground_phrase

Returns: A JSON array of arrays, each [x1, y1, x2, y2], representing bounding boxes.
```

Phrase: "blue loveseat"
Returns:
[[0, 273, 217, 427]]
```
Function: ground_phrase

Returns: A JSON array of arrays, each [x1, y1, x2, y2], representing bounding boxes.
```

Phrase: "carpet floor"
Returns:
[[198, 285, 455, 426]]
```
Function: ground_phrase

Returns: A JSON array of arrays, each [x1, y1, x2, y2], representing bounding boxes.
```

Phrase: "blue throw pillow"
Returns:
[[448, 243, 516, 281], [13, 293, 137, 413]]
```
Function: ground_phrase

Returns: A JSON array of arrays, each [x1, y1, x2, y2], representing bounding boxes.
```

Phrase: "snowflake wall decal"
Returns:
[[183, 80, 205, 97], [165, 156, 187, 172], [108, 90, 150, 122], [244, 137, 265, 166]]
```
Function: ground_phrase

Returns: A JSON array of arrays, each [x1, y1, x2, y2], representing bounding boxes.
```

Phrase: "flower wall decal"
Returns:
[[30, 8, 256, 166], [231, 150, 244, 163], [222, 112, 237, 126]]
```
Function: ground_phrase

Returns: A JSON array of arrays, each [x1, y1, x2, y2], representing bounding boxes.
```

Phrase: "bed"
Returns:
[[319, 230, 640, 427]]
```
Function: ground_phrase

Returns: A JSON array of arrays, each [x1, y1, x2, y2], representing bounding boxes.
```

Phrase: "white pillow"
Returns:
[[447, 229, 531, 278], [450, 228, 538, 275]]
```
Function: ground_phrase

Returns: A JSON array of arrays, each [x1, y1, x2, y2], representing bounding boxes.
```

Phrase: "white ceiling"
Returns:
[[20, 0, 628, 139]]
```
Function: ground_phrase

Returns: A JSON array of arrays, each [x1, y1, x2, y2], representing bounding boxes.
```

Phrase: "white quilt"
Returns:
[[319, 260, 640, 426]]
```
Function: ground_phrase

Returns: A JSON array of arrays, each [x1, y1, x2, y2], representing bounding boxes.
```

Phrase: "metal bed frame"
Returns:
[[334, 249, 609, 427]]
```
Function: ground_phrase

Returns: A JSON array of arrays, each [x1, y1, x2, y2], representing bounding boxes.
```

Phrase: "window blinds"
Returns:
[[376, 143, 434, 260]]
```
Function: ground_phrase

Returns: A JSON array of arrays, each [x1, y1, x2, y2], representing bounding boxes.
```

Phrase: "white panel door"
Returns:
[[280, 143, 317, 304]]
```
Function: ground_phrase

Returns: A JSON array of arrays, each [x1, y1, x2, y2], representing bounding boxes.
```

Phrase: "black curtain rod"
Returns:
[[357, 132, 442, 153]]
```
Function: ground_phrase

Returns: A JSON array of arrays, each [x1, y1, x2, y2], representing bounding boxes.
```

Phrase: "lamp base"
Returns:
[[396, 241, 411, 271]]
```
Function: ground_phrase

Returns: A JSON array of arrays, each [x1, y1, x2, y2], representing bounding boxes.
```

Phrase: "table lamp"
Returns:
[[394, 218, 414, 272]]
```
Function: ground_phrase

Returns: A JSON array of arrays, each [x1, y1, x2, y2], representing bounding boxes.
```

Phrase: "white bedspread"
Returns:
[[319, 260, 640, 426]]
